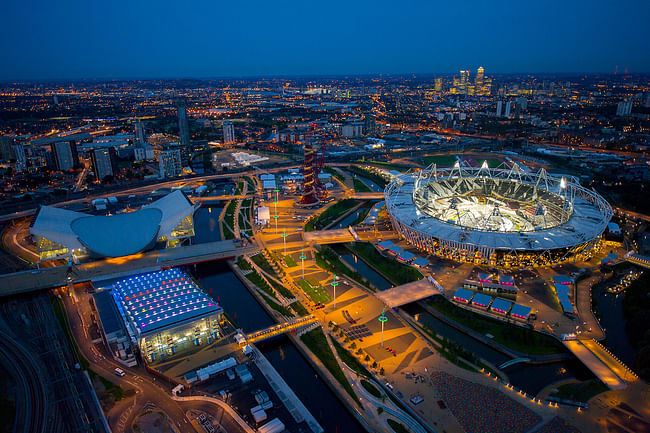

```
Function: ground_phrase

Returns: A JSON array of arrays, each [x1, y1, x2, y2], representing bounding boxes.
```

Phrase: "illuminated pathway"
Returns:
[[0, 239, 257, 297], [245, 315, 318, 344], [375, 278, 441, 308], [563, 338, 636, 390]]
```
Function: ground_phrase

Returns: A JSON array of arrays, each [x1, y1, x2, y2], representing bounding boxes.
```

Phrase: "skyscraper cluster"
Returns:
[[451, 66, 492, 96]]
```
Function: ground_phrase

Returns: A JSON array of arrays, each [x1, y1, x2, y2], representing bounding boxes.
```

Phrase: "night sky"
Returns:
[[2, 0, 649, 80]]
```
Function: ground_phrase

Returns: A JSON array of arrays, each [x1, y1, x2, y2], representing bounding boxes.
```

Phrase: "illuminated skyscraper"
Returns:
[[475, 66, 485, 85], [223, 120, 235, 144], [460, 70, 469, 85], [496, 100, 503, 117], [177, 104, 190, 148], [434, 77, 443, 92]]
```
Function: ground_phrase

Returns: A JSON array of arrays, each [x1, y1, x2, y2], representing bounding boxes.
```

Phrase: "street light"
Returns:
[[378, 308, 388, 347], [273, 188, 280, 233], [281, 230, 288, 256], [331, 274, 339, 308], [299, 250, 307, 280]]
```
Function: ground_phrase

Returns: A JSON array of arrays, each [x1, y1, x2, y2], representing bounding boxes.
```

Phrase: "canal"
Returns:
[[192, 261, 363, 433], [333, 203, 373, 230], [400, 303, 594, 396], [593, 286, 636, 366], [343, 170, 383, 192], [193, 207, 223, 243]]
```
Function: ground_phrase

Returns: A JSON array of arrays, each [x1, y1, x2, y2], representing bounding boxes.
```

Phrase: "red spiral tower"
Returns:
[[299, 140, 319, 205]]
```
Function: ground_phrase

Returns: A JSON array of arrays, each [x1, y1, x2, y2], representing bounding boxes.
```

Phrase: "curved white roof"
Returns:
[[31, 191, 195, 258], [71, 208, 163, 257]]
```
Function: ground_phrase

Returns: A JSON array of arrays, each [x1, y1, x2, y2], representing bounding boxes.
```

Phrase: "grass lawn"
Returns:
[[290, 301, 309, 316], [322, 167, 345, 182], [331, 338, 372, 378], [52, 296, 89, 369], [221, 199, 238, 240], [250, 253, 276, 276], [550, 379, 608, 402], [305, 199, 360, 231], [482, 157, 503, 168], [268, 277, 295, 300], [346, 166, 387, 188], [296, 278, 330, 304], [346, 242, 422, 286], [236, 257, 251, 270], [300, 328, 360, 405], [421, 154, 458, 167], [315, 246, 374, 291], [97, 374, 124, 401], [264, 297, 294, 318], [283, 255, 297, 267], [387, 419, 410, 433], [427, 295, 565, 355], [361, 379, 382, 398], [353, 178, 371, 192], [245, 269, 278, 301]]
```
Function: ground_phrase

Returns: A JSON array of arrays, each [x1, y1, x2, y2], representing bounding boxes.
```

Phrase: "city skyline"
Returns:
[[2, 0, 650, 80]]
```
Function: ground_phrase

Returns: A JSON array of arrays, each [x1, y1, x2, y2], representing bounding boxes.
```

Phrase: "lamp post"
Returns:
[[299, 250, 307, 280], [378, 308, 388, 347], [273, 188, 279, 234], [281, 230, 288, 256], [331, 274, 339, 308]]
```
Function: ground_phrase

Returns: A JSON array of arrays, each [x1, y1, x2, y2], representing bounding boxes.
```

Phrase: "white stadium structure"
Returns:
[[31, 191, 197, 261], [385, 161, 612, 268]]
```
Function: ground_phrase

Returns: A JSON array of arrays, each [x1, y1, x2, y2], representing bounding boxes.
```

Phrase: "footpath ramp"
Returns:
[[563, 339, 631, 390]]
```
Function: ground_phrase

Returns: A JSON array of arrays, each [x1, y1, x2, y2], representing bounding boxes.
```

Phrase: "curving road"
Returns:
[[61, 289, 251, 433]]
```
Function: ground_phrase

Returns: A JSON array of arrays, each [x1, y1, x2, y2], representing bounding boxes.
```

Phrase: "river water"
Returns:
[[593, 287, 636, 366], [191, 227, 362, 432]]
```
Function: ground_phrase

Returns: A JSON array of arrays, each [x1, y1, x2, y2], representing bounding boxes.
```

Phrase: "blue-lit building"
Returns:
[[110, 268, 223, 362]]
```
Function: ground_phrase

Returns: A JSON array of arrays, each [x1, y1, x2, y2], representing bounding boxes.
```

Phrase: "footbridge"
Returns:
[[245, 315, 318, 344], [624, 251, 650, 269], [375, 277, 442, 308], [498, 358, 531, 369], [350, 192, 384, 200], [563, 337, 638, 390], [0, 239, 256, 297]]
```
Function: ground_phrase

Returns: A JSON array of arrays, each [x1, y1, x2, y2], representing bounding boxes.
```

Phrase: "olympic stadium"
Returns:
[[385, 161, 612, 268]]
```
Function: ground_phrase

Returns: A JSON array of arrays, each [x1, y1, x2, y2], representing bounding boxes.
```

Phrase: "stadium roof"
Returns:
[[111, 268, 221, 337], [385, 168, 612, 252], [31, 191, 195, 258]]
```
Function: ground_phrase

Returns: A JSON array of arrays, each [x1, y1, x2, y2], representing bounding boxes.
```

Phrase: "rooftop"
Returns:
[[111, 268, 221, 337]]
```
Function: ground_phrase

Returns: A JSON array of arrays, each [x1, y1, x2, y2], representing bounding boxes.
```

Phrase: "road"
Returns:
[[63, 286, 252, 433], [0, 164, 302, 223]]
